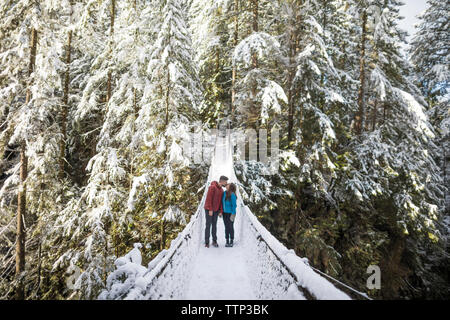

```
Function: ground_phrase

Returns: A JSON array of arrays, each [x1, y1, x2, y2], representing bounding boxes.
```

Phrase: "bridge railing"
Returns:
[[237, 201, 353, 300]]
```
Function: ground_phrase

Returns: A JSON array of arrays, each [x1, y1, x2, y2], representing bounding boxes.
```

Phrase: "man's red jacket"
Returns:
[[204, 181, 224, 213]]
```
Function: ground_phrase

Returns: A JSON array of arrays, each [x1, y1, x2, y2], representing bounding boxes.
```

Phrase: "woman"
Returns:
[[222, 183, 237, 247]]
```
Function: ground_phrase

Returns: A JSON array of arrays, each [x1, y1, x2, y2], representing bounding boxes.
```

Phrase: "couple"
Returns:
[[204, 175, 237, 248]]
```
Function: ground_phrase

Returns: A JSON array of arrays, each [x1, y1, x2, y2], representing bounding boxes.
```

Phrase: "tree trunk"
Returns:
[[365, 103, 372, 132], [354, 9, 367, 135], [15, 27, 38, 300], [216, 48, 221, 111], [165, 68, 170, 126], [250, 0, 259, 158], [36, 241, 42, 298], [249, 0, 258, 129], [133, 0, 138, 122], [165, 31, 170, 128], [134, 0, 138, 115], [160, 220, 166, 250], [59, 19, 72, 180], [251, 0, 258, 33], [251, 0, 258, 70], [231, 0, 239, 120], [371, 99, 378, 131], [164, 10, 172, 128], [287, 8, 297, 144], [15, 145, 28, 300], [106, 0, 115, 103], [293, 198, 298, 252], [236, 0, 258, 127]]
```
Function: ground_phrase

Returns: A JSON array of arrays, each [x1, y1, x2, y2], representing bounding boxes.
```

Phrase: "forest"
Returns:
[[0, 0, 448, 300]]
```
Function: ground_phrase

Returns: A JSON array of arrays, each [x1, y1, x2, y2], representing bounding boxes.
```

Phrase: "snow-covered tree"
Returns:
[[335, 0, 447, 298], [409, 0, 449, 103], [47, 0, 163, 299], [0, 0, 76, 299], [127, 0, 205, 253], [190, 0, 233, 124], [409, 0, 449, 181], [232, 1, 286, 130]]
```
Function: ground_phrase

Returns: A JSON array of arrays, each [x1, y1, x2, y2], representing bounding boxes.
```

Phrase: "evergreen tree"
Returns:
[[409, 0, 449, 103], [190, 0, 233, 124], [0, 0, 87, 299], [128, 0, 205, 254], [337, 0, 446, 298]]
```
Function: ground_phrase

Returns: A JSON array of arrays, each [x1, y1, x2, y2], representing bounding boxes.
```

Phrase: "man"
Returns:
[[204, 175, 228, 247]]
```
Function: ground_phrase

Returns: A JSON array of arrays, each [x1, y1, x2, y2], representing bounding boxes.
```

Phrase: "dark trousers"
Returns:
[[205, 209, 219, 244], [222, 212, 234, 241]]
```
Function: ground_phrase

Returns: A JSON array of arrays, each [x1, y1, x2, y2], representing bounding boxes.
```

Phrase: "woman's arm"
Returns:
[[231, 194, 237, 214]]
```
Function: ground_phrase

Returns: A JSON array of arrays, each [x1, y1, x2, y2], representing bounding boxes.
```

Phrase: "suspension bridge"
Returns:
[[99, 127, 370, 300]]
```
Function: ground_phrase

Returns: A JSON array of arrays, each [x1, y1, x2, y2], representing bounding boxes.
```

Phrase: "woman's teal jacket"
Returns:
[[222, 192, 237, 214]]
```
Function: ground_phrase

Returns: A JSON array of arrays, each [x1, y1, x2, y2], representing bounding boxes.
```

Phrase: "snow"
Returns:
[[100, 130, 351, 300], [185, 229, 256, 300], [233, 32, 281, 67], [98, 243, 148, 300], [394, 88, 435, 138], [261, 81, 287, 118], [124, 243, 143, 265], [163, 205, 187, 225], [127, 174, 147, 211]]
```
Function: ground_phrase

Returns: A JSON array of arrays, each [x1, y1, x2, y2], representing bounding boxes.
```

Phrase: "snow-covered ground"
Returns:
[[185, 225, 255, 299]]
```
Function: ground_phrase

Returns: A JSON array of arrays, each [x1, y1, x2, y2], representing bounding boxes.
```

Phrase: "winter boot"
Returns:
[[212, 241, 219, 247], [205, 243, 209, 248], [229, 239, 233, 247], [225, 239, 230, 247]]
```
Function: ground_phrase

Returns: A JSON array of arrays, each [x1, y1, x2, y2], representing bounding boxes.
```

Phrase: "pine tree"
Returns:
[[128, 0, 204, 253], [0, 0, 74, 299], [410, 1, 449, 289], [47, 0, 161, 299], [190, 0, 233, 124], [337, 0, 446, 298], [268, 0, 356, 278], [409, 0, 449, 103]]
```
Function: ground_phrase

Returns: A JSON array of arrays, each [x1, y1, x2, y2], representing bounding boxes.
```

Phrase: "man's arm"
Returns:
[[220, 191, 225, 214], [204, 185, 215, 214]]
